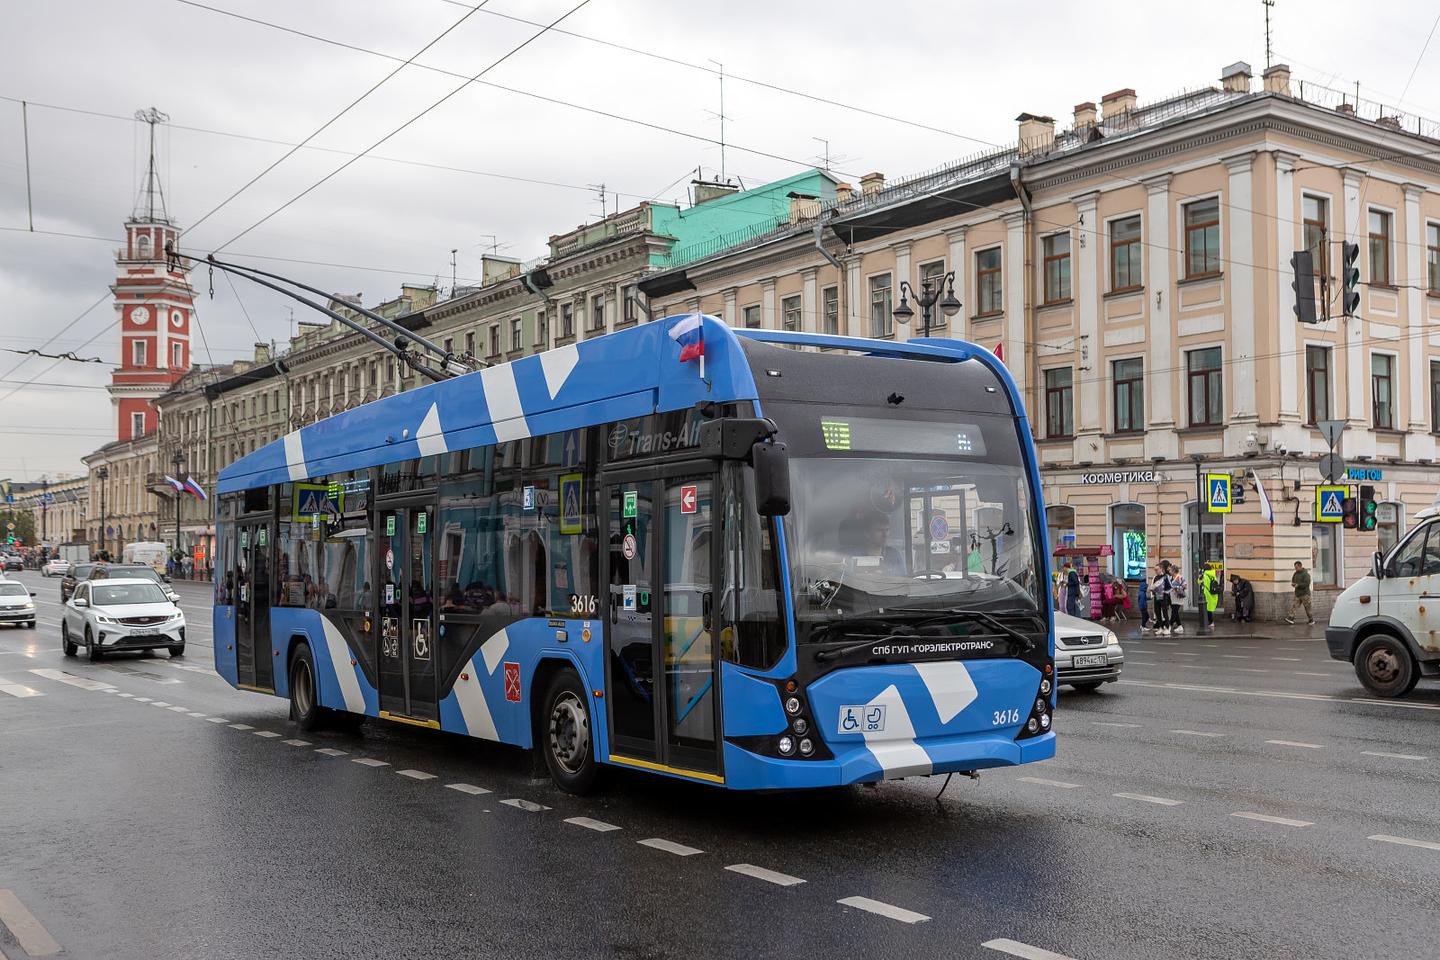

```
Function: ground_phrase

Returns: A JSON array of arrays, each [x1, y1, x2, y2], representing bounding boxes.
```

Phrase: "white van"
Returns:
[[122, 541, 170, 574], [1326, 505, 1440, 697]]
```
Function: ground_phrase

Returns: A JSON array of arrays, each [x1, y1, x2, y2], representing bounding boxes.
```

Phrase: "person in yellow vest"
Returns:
[[1200, 565, 1220, 634]]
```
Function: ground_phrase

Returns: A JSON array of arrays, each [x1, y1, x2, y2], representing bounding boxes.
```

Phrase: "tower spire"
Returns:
[[132, 107, 172, 224]]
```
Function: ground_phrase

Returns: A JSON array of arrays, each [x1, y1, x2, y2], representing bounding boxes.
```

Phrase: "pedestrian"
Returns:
[[1151, 565, 1172, 636], [1229, 574, 1254, 622], [1063, 561, 1082, 617], [1137, 570, 1150, 630], [1285, 560, 1315, 625], [1200, 565, 1220, 633], [1164, 561, 1187, 634]]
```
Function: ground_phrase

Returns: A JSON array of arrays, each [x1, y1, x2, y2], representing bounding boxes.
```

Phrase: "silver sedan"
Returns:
[[1054, 611, 1124, 691], [61, 577, 186, 661]]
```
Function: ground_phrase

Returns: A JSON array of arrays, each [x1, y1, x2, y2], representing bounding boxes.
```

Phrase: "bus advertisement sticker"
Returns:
[[838, 704, 886, 734], [503, 662, 522, 702], [623, 584, 636, 611]]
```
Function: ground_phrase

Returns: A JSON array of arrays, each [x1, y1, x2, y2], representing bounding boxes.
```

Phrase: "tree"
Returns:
[[0, 509, 37, 545]]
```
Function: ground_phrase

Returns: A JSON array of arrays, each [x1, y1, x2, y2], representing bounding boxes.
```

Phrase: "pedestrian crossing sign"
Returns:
[[1316, 484, 1347, 523], [1206, 474, 1232, 513]]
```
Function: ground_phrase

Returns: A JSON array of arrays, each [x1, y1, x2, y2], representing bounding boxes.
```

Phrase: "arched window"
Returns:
[[136, 234, 152, 259], [1046, 504, 1075, 555], [1110, 503, 1146, 580]]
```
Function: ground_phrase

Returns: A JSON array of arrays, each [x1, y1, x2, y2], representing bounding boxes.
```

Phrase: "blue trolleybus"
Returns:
[[213, 316, 1055, 792]]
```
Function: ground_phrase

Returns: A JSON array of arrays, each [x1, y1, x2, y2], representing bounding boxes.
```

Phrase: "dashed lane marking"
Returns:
[[0, 888, 61, 957], [638, 837, 702, 856], [0, 678, 42, 698], [352, 758, 389, 767], [836, 896, 930, 924], [1271, 657, 1302, 662], [1361, 750, 1428, 760], [983, 939, 1078, 960], [1266, 739, 1323, 749], [445, 782, 491, 795], [1121, 679, 1440, 712], [1016, 777, 1080, 789], [566, 816, 621, 832], [282, 739, 310, 747], [1369, 834, 1440, 852], [1171, 729, 1224, 738], [206, 717, 229, 724], [133, 697, 153, 703], [1172, 652, 1200, 657], [1295, 672, 1330, 677], [1092, 721, 1142, 728], [1221, 655, 1251, 660], [253, 731, 282, 739], [397, 769, 437, 781], [167, 705, 188, 712], [1231, 812, 1314, 827], [28, 668, 114, 692], [315, 748, 348, 757], [116, 692, 134, 698], [1114, 792, 1184, 806], [501, 798, 550, 812], [725, 863, 805, 886], [151, 701, 171, 707], [187, 712, 207, 718], [228, 723, 254, 731]]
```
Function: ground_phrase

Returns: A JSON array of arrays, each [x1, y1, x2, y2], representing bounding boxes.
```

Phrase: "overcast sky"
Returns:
[[1, 0, 1437, 480]]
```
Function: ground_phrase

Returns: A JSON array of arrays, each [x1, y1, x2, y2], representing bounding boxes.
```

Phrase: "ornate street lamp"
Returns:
[[171, 450, 185, 556], [892, 271, 961, 337], [95, 465, 109, 559]]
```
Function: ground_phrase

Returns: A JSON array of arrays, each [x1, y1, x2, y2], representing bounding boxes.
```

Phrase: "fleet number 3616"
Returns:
[[992, 708, 1020, 726]]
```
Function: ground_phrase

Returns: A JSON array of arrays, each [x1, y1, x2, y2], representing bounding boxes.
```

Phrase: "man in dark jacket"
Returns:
[[1228, 574, 1254, 622]]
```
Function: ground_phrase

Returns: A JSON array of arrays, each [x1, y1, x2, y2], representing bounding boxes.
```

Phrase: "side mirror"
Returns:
[[29, 591, 36, 597], [698, 418, 776, 460], [162, 574, 172, 583], [1373, 551, 1385, 581], [753, 440, 791, 517], [73, 598, 89, 608]]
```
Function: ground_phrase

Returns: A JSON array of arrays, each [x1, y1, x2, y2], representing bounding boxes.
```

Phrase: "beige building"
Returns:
[[24, 475, 88, 546], [83, 434, 159, 558], [641, 61, 1440, 619]]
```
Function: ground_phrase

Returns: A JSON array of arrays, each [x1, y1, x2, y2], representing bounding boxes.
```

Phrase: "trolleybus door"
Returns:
[[376, 504, 438, 723], [236, 519, 274, 691], [604, 469, 721, 778]]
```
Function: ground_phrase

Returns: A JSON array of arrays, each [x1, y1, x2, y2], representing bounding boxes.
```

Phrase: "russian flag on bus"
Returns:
[[184, 476, 208, 501], [668, 312, 705, 363]]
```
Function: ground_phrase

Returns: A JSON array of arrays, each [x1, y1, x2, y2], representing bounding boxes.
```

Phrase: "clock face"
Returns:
[[130, 306, 150, 326], [170, 311, 184, 329]]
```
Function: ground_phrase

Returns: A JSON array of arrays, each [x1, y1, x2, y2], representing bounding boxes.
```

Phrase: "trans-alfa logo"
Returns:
[[607, 424, 629, 449]]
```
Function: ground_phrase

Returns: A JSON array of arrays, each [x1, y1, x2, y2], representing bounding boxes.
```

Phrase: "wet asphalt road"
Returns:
[[2, 569, 1438, 960]]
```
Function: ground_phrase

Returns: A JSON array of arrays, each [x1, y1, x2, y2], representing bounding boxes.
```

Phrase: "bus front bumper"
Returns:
[[720, 730, 1056, 791]]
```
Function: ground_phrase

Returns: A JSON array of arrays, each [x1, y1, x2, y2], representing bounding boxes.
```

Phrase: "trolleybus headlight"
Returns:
[[778, 736, 796, 756], [1036, 698, 1046, 714], [1040, 713, 1051, 730], [792, 717, 808, 735], [1040, 678, 1052, 695], [798, 738, 814, 757], [784, 696, 802, 715], [1026, 718, 1038, 733]]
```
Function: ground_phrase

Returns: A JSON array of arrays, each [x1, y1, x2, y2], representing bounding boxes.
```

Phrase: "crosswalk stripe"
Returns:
[[0, 888, 61, 957]]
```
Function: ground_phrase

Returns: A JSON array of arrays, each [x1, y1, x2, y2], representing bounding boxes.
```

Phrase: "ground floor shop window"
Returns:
[[1047, 504, 1075, 554], [1184, 503, 1224, 587], [1110, 503, 1146, 580], [1312, 523, 1338, 586]]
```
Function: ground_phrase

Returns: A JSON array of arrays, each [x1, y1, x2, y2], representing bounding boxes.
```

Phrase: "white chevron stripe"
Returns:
[[453, 655, 498, 740], [861, 684, 931, 778], [416, 402, 448, 456], [480, 628, 510, 674], [539, 343, 580, 398], [318, 616, 365, 713], [481, 364, 529, 441], [283, 430, 308, 480], [913, 661, 978, 725]]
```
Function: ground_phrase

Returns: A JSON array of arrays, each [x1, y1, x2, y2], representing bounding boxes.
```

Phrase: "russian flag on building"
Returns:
[[668, 312, 705, 363], [184, 476, 208, 501], [162, 474, 184, 493]]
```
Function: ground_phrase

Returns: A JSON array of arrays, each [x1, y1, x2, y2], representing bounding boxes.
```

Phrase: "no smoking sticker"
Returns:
[[622, 533, 637, 560]]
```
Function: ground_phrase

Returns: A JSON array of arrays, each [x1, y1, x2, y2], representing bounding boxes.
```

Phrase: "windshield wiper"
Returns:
[[879, 606, 1037, 655]]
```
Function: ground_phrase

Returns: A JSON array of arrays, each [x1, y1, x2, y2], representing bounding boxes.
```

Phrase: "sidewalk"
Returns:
[[1099, 611, 1325, 642]]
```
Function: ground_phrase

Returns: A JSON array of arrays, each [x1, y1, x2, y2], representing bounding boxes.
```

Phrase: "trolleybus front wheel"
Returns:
[[542, 670, 599, 795], [289, 642, 329, 731]]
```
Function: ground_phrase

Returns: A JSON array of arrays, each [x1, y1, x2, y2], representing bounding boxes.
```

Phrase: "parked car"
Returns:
[[1054, 611, 1124, 691], [0, 579, 36, 629], [41, 558, 72, 578], [62, 577, 185, 660], [1328, 504, 1440, 696], [61, 562, 178, 605]]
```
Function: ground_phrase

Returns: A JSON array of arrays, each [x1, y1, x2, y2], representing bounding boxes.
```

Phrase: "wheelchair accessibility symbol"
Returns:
[[838, 703, 887, 735]]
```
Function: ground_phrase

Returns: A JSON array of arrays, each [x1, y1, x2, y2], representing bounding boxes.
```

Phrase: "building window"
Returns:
[[464, 331, 474, 357], [1186, 347, 1223, 427], [510, 317, 523, 352], [622, 286, 638, 323], [1110, 215, 1142, 291], [130, 412, 145, 436], [1183, 197, 1221, 278], [821, 285, 839, 335], [1305, 345, 1331, 425], [171, 342, 182, 368], [781, 295, 801, 331], [1372, 353, 1395, 429], [742, 305, 761, 329], [590, 293, 605, 330], [1312, 524, 1338, 587], [132, 339, 147, 367], [868, 274, 893, 338], [535, 311, 548, 346], [1376, 501, 1404, 557], [1302, 195, 1328, 277], [1431, 361, 1440, 433], [1112, 357, 1144, 433], [1368, 209, 1392, 286], [1111, 503, 1147, 580], [1428, 223, 1440, 293], [1044, 367, 1073, 438], [443, 337, 453, 356], [488, 325, 500, 357], [975, 248, 1002, 315], [561, 302, 574, 339], [1042, 233, 1071, 303]]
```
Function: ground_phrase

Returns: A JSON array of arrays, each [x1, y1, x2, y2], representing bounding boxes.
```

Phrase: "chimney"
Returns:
[[787, 192, 821, 224], [1262, 63, 1291, 96], [1100, 88, 1136, 120], [253, 342, 271, 364], [1073, 101, 1097, 129], [1016, 113, 1056, 156], [834, 182, 855, 203], [860, 171, 886, 197], [691, 180, 739, 205], [1336, 102, 1356, 116], [1377, 115, 1402, 130], [1221, 61, 1253, 94]]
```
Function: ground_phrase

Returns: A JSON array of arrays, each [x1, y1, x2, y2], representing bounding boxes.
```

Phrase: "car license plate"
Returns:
[[129, 632, 159, 639], [1073, 654, 1108, 668]]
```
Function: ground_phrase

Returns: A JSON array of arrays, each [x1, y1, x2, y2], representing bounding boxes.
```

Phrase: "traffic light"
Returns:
[[1359, 484, 1378, 532], [1291, 250, 1317, 323], [1342, 496, 1358, 529], [1341, 241, 1361, 317]]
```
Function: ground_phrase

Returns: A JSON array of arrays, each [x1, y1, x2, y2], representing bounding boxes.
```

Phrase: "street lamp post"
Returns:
[[171, 450, 185, 558], [40, 477, 48, 548], [892, 271, 962, 337], [95, 465, 109, 560]]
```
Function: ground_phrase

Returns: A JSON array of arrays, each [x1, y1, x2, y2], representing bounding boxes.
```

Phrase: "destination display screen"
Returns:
[[816, 416, 988, 458]]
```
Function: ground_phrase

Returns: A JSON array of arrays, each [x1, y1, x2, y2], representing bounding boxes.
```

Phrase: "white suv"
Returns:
[[62, 577, 186, 661], [1326, 512, 1440, 697]]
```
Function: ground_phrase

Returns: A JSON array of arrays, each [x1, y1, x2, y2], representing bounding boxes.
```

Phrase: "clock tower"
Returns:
[[109, 108, 193, 442]]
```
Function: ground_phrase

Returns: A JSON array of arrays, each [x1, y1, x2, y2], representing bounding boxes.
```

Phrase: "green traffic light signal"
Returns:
[[1359, 483, 1378, 532]]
